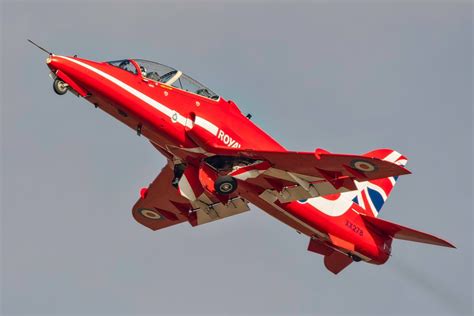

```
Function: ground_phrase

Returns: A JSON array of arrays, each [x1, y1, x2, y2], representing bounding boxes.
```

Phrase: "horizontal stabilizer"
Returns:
[[324, 251, 353, 274], [308, 239, 333, 256], [360, 214, 455, 248], [307, 239, 353, 274]]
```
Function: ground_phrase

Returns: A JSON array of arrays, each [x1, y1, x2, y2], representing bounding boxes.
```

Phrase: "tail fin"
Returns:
[[346, 149, 408, 217]]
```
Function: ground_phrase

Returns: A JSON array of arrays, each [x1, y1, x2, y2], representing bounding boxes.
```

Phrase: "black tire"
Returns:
[[350, 254, 362, 262], [53, 78, 68, 95], [214, 175, 237, 195]]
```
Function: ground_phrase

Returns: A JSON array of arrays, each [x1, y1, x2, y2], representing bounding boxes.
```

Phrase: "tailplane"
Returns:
[[307, 239, 354, 274], [360, 214, 455, 248]]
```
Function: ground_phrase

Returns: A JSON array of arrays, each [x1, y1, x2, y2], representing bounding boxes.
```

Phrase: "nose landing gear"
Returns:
[[53, 78, 68, 95]]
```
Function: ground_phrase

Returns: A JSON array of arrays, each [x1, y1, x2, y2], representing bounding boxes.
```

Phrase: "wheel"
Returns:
[[53, 78, 68, 95], [350, 254, 362, 262], [214, 175, 237, 195]]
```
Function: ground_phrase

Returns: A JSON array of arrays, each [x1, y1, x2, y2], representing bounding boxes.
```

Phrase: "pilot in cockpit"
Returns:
[[140, 66, 147, 77], [140, 65, 161, 82], [109, 59, 219, 100]]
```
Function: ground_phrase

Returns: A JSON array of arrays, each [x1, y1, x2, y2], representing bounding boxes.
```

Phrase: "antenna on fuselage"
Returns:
[[27, 39, 52, 55]]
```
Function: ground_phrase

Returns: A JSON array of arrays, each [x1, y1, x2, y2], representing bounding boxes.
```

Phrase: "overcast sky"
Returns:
[[1, 1, 472, 315]]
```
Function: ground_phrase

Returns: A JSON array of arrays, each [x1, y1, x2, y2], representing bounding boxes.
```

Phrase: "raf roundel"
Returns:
[[171, 112, 178, 123], [139, 209, 162, 220], [350, 159, 377, 172]]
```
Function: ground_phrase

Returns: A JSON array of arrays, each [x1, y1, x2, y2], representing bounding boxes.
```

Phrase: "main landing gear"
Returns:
[[214, 175, 238, 195], [53, 78, 68, 95], [171, 165, 238, 195], [172, 164, 186, 188]]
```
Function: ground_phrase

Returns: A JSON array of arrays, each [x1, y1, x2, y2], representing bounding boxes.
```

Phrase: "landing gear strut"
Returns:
[[53, 78, 68, 95], [171, 164, 186, 188]]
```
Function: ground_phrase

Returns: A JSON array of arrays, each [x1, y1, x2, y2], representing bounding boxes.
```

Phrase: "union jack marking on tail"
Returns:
[[350, 149, 408, 217]]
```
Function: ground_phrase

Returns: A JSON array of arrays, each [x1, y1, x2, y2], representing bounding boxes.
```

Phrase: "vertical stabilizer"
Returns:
[[343, 149, 408, 217]]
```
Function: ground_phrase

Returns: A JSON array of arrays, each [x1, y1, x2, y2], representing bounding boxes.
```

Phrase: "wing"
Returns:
[[214, 147, 410, 203], [132, 163, 190, 231], [133, 162, 251, 230]]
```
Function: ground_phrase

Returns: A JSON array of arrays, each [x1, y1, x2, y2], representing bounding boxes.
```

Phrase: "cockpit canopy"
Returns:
[[107, 59, 219, 100]]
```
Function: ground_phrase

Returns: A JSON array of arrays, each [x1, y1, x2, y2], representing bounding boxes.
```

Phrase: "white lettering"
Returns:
[[223, 134, 230, 144], [216, 129, 241, 148]]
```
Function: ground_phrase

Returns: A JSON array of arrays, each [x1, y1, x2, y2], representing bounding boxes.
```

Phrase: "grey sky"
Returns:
[[1, 1, 472, 315]]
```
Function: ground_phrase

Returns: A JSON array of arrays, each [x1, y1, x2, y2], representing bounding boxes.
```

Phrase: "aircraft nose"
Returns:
[[46, 55, 65, 73], [45, 55, 89, 97]]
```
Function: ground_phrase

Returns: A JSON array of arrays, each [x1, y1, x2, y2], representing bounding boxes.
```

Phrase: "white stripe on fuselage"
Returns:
[[61, 56, 219, 137], [61, 56, 185, 123], [194, 116, 219, 136]]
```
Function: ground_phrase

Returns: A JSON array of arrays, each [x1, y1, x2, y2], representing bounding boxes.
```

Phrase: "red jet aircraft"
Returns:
[[33, 41, 454, 274]]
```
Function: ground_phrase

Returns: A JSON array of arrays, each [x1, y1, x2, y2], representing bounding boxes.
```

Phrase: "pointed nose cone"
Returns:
[[46, 55, 65, 73], [44, 55, 90, 98]]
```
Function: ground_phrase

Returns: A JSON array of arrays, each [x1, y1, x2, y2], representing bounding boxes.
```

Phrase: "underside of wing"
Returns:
[[132, 163, 190, 231], [133, 161, 251, 231], [208, 147, 410, 203]]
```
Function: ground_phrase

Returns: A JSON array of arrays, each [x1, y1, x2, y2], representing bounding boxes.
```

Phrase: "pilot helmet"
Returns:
[[140, 65, 147, 77]]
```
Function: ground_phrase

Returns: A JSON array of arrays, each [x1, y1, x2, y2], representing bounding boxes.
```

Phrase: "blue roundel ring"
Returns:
[[350, 159, 378, 173]]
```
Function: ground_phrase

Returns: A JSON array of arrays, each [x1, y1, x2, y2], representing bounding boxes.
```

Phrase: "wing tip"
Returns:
[[397, 165, 412, 175], [440, 240, 457, 249], [426, 238, 456, 249]]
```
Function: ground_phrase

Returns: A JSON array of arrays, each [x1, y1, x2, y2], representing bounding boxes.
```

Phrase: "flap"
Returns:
[[188, 197, 250, 226]]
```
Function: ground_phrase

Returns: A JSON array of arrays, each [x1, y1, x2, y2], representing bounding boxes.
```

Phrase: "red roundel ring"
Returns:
[[350, 159, 377, 172], [139, 208, 162, 220]]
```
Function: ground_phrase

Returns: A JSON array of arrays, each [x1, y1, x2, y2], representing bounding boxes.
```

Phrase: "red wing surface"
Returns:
[[212, 147, 410, 202], [132, 164, 190, 231], [216, 147, 409, 180]]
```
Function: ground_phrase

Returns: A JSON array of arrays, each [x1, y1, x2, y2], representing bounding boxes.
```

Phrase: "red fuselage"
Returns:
[[46, 55, 391, 265]]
